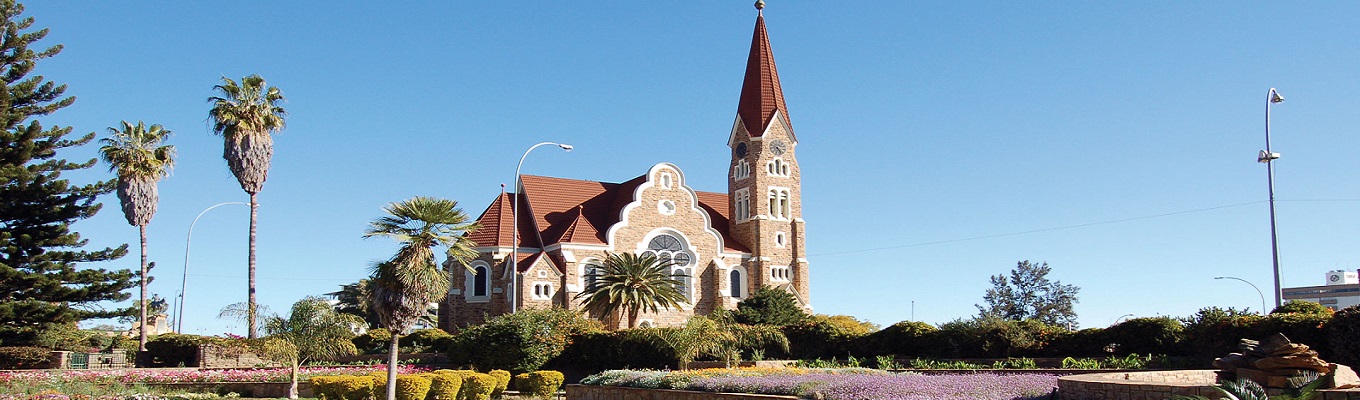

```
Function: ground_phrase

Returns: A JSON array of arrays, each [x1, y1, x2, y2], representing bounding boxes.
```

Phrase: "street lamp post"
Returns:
[[177, 202, 247, 333], [1214, 276, 1268, 314], [511, 142, 572, 313], [1114, 314, 1134, 325], [1259, 88, 1285, 309]]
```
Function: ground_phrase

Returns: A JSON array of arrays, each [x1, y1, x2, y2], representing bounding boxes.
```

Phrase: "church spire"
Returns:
[[736, 0, 790, 139]]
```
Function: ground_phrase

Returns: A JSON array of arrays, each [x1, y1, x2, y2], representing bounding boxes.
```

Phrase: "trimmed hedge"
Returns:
[[395, 374, 432, 400], [487, 369, 511, 398], [515, 370, 565, 399], [0, 346, 50, 369], [462, 373, 497, 400], [427, 371, 463, 400]]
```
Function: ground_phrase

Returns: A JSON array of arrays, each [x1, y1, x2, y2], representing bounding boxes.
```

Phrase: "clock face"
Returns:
[[735, 142, 748, 158], [1331, 275, 1341, 283], [770, 139, 786, 155]]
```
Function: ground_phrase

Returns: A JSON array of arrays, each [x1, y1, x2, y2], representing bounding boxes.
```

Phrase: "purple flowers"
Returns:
[[581, 368, 1060, 400]]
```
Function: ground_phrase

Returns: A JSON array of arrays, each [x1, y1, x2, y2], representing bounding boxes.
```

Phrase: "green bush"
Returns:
[[733, 286, 809, 326], [395, 374, 432, 400], [352, 328, 392, 354], [446, 308, 601, 372], [863, 320, 937, 358], [1101, 317, 1184, 356], [545, 329, 676, 372], [928, 317, 1062, 358], [487, 370, 510, 398], [1272, 300, 1334, 317], [1047, 327, 1106, 357], [515, 370, 565, 399], [309, 375, 376, 400], [401, 329, 453, 353], [782, 315, 874, 359], [143, 333, 211, 367], [0, 346, 51, 369], [1327, 305, 1360, 366], [462, 373, 497, 400], [427, 371, 463, 400]]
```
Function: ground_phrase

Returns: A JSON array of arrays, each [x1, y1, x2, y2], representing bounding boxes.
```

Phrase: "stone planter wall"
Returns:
[[1058, 370, 1360, 400], [566, 385, 796, 400]]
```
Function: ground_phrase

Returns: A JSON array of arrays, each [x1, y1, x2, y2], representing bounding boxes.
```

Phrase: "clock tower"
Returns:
[[728, 2, 809, 308]]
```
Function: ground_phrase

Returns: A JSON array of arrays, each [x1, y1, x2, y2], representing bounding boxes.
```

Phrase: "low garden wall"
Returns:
[[1058, 370, 1360, 400], [566, 385, 795, 400], [146, 382, 310, 398]]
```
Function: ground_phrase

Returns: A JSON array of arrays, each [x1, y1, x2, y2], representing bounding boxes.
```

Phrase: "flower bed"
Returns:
[[578, 368, 1060, 400], [0, 365, 423, 385]]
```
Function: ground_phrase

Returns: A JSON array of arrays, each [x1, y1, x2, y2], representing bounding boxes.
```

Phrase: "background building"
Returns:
[[1282, 269, 1360, 311]]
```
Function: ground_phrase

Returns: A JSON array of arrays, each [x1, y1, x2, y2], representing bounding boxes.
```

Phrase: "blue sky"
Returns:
[[27, 2, 1360, 335]]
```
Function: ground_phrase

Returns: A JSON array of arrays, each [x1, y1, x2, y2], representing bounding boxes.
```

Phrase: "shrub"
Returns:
[[1101, 317, 1184, 356], [446, 308, 602, 372], [352, 328, 392, 354], [401, 329, 453, 353], [1272, 300, 1334, 317], [395, 374, 432, 400], [143, 333, 211, 367], [930, 317, 1061, 358], [546, 329, 676, 372], [462, 373, 498, 400], [782, 315, 873, 359], [309, 376, 344, 400], [1047, 327, 1106, 357], [487, 370, 511, 398], [1328, 305, 1360, 366], [863, 321, 936, 358], [343, 375, 377, 400], [427, 371, 463, 400], [733, 286, 809, 326], [0, 346, 51, 369], [515, 370, 565, 399]]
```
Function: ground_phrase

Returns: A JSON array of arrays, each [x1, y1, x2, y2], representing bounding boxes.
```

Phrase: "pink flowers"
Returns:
[[0, 365, 423, 385], [582, 368, 1061, 400]]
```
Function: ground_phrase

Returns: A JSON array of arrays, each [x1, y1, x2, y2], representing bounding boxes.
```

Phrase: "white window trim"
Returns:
[[733, 159, 751, 180], [770, 265, 791, 282], [734, 188, 751, 223], [728, 266, 747, 298], [578, 258, 603, 292], [465, 261, 492, 303], [767, 186, 792, 220], [775, 231, 787, 248], [532, 282, 554, 300]]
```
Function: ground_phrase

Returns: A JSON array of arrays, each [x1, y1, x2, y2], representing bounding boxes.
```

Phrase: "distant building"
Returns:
[[439, 5, 810, 330], [1282, 269, 1360, 311]]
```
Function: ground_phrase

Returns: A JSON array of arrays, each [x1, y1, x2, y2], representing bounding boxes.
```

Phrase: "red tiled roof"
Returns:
[[736, 13, 791, 138], [468, 191, 540, 248], [474, 174, 749, 254]]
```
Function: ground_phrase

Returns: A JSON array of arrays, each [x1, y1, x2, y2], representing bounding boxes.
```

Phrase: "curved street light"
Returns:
[[176, 201, 247, 333], [511, 142, 573, 313], [1259, 87, 1285, 309], [1114, 314, 1134, 324], [1215, 276, 1268, 314]]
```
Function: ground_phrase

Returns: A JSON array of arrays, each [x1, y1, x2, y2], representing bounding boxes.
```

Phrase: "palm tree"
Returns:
[[258, 296, 363, 399], [574, 252, 689, 329], [364, 196, 479, 400], [208, 74, 286, 339], [98, 121, 174, 351]]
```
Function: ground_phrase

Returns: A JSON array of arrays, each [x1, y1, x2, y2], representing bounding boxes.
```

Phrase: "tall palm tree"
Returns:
[[575, 252, 688, 329], [98, 120, 174, 351], [364, 196, 479, 400], [208, 74, 286, 339]]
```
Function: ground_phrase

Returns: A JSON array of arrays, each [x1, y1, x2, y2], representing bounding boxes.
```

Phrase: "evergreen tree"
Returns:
[[976, 260, 1080, 327], [0, 0, 134, 345], [733, 286, 809, 326]]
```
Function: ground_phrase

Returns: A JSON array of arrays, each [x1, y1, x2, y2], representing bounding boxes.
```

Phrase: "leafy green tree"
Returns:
[[446, 307, 601, 373], [207, 74, 286, 339], [364, 196, 479, 400], [733, 286, 808, 326], [1270, 300, 1333, 317], [0, 0, 134, 345], [327, 278, 380, 328], [977, 260, 1080, 327], [254, 296, 362, 399], [98, 120, 174, 351], [575, 252, 689, 329]]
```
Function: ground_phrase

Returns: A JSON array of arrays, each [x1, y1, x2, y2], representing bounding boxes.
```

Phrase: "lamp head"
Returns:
[[558, 143, 574, 151], [1269, 88, 1284, 104]]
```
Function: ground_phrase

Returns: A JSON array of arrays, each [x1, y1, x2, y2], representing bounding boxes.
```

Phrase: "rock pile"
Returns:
[[1212, 333, 1359, 389]]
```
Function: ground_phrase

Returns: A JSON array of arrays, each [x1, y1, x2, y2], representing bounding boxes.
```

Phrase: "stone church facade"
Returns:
[[440, 6, 810, 330]]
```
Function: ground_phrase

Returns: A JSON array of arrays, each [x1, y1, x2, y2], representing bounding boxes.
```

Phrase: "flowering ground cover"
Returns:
[[580, 368, 1060, 400], [0, 365, 426, 399]]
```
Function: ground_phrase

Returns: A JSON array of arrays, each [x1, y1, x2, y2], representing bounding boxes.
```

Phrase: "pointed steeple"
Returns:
[[736, 1, 790, 138]]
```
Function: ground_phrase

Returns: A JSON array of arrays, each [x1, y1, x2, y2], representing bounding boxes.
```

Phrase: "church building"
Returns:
[[440, 3, 810, 330]]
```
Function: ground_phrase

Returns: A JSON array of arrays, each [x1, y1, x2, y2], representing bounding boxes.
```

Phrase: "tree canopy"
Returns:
[[733, 286, 808, 326], [976, 260, 1080, 328], [0, 0, 133, 345]]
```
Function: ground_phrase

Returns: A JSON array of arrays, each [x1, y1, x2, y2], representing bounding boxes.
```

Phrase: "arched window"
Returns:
[[734, 189, 750, 222], [729, 269, 743, 298], [767, 188, 791, 219], [766, 158, 790, 177], [470, 265, 489, 297], [579, 260, 602, 291], [640, 234, 694, 303], [733, 160, 750, 180]]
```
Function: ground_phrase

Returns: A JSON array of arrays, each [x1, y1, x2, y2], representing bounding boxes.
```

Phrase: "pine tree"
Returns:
[[0, 0, 134, 345]]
